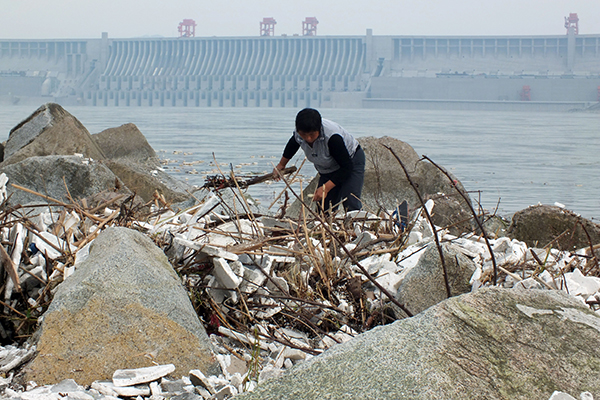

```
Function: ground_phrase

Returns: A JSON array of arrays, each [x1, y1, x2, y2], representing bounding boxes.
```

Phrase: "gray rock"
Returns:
[[91, 123, 157, 162], [91, 122, 193, 204], [236, 288, 600, 400], [22, 227, 220, 386], [2, 103, 105, 167], [102, 158, 192, 204], [481, 214, 511, 238], [359, 136, 470, 215], [395, 243, 477, 317], [508, 204, 600, 251], [0, 155, 130, 206], [285, 137, 471, 227], [170, 393, 204, 400], [160, 378, 191, 396]]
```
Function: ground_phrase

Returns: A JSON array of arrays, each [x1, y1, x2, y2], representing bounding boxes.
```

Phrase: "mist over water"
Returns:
[[0, 106, 598, 221]]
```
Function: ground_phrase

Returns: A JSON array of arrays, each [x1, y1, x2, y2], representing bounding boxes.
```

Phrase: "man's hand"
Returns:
[[273, 158, 290, 182], [313, 185, 325, 202], [272, 164, 285, 181], [312, 181, 336, 203]]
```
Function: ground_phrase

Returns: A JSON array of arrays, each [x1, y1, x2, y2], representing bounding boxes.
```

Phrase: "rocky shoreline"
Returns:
[[0, 103, 598, 400]]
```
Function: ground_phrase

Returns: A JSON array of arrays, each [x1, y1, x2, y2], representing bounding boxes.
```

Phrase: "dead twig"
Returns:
[[384, 147, 451, 298]]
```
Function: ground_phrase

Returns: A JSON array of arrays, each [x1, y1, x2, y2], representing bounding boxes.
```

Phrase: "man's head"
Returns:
[[295, 108, 322, 144]]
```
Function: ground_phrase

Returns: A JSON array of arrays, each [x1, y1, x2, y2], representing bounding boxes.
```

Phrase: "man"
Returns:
[[273, 108, 365, 212]]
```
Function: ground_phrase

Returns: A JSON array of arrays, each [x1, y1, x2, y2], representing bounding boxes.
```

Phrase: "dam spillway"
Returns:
[[96, 36, 365, 107], [1, 30, 600, 110]]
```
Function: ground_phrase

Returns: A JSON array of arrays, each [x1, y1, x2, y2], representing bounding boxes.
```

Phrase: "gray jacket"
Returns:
[[293, 119, 359, 174]]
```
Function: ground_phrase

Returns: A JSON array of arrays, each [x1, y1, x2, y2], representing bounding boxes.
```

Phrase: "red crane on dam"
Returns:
[[260, 18, 277, 36], [564, 13, 579, 35], [303, 17, 319, 36], [178, 19, 197, 37]]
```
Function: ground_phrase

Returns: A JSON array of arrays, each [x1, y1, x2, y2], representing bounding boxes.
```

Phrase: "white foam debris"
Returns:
[[92, 380, 151, 397], [212, 257, 243, 289], [112, 364, 176, 387], [0, 173, 8, 204], [2, 181, 600, 400]]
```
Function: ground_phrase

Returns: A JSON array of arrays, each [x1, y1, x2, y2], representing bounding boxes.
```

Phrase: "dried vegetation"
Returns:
[[0, 152, 598, 381]]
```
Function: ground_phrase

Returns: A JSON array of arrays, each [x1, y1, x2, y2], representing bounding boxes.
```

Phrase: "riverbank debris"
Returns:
[[0, 166, 597, 399]]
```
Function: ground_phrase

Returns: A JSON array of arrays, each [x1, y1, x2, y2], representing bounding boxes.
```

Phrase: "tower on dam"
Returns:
[[1, 13, 599, 110]]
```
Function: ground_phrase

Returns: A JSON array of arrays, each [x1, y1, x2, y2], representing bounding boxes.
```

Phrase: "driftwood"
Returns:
[[202, 166, 297, 190]]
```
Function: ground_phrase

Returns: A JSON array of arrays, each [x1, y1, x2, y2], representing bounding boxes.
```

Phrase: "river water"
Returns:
[[0, 106, 598, 222]]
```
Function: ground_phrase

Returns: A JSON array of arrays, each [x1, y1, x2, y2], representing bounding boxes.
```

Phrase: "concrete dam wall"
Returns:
[[94, 36, 366, 107], [1, 31, 599, 109]]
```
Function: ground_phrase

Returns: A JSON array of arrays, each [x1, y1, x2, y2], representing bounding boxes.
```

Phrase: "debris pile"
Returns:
[[0, 172, 597, 399]]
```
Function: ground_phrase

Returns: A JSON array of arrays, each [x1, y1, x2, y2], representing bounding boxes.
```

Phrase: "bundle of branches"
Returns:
[[202, 167, 297, 190]]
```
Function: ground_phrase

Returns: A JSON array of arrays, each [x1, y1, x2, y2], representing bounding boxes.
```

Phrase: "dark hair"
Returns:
[[295, 108, 322, 133]]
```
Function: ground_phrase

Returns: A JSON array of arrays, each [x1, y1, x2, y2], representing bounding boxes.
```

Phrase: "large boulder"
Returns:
[[91, 123, 157, 162], [92, 123, 193, 204], [359, 136, 469, 214], [237, 287, 600, 399], [286, 136, 473, 235], [101, 159, 192, 204], [22, 227, 220, 386], [394, 242, 476, 317], [508, 205, 600, 251], [0, 155, 129, 206], [2, 103, 105, 167]]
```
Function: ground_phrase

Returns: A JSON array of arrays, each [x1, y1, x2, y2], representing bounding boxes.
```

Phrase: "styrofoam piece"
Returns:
[[112, 364, 175, 387], [174, 238, 238, 261], [92, 380, 150, 397], [189, 369, 215, 394], [213, 257, 242, 289]]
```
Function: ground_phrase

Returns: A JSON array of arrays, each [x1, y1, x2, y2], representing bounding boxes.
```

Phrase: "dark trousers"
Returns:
[[318, 146, 365, 212]]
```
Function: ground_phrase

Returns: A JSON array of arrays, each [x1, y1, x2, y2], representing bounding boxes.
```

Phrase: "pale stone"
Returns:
[[207, 276, 229, 304], [31, 231, 73, 259], [0, 345, 35, 373], [92, 380, 151, 397], [353, 231, 377, 248], [563, 269, 600, 297], [265, 274, 289, 294], [360, 253, 392, 275], [229, 260, 244, 277], [282, 348, 307, 361], [258, 365, 284, 384], [375, 271, 402, 296], [548, 392, 577, 400], [212, 385, 237, 400], [113, 364, 176, 387], [150, 381, 162, 396], [174, 238, 238, 261], [230, 373, 244, 392], [212, 257, 242, 289], [239, 264, 267, 294], [514, 278, 543, 290]]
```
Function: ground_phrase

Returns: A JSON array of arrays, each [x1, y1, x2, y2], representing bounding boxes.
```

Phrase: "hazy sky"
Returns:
[[2, 0, 599, 39]]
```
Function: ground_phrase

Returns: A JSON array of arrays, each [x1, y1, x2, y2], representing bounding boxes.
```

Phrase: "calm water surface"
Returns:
[[0, 106, 598, 221]]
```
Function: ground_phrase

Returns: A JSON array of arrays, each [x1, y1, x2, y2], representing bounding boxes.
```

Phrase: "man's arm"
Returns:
[[273, 136, 300, 179]]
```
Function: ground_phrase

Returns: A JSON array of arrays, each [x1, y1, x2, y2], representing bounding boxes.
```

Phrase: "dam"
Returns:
[[1, 17, 600, 110]]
